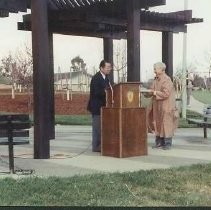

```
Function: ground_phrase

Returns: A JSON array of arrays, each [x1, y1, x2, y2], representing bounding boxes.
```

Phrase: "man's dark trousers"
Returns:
[[92, 115, 101, 152]]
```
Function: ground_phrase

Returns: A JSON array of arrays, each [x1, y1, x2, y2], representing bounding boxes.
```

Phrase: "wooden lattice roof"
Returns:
[[0, 0, 203, 38], [47, 0, 166, 10], [18, 8, 203, 38], [48, 0, 117, 10], [0, 0, 30, 17], [0, 0, 165, 16]]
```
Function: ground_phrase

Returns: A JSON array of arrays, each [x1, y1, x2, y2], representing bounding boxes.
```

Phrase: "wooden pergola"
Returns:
[[0, 0, 203, 159]]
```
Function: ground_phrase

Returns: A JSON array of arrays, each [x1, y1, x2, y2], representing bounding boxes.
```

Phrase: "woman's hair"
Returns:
[[99, 60, 110, 69], [153, 62, 166, 71]]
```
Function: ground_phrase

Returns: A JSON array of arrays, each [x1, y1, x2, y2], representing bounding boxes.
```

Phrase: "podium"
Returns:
[[101, 83, 147, 158]]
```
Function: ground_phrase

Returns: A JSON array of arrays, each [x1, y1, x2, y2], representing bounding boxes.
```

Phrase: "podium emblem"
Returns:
[[127, 91, 134, 103]]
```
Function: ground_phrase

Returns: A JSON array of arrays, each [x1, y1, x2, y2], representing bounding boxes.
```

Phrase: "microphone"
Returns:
[[109, 81, 114, 107]]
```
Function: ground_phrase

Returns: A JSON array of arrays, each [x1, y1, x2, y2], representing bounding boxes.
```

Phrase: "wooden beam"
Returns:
[[20, 11, 190, 35], [18, 20, 188, 41], [48, 10, 190, 32], [127, 0, 140, 82], [49, 21, 126, 33], [0, 9, 9, 17], [31, 0, 50, 159], [0, 0, 28, 12], [53, 30, 125, 39], [19, 18, 187, 33], [103, 38, 114, 84], [18, 22, 126, 39], [165, 10, 192, 22], [162, 31, 173, 80], [140, 23, 185, 33]]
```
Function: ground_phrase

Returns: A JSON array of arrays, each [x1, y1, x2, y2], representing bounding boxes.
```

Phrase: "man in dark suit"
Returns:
[[87, 60, 112, 152]]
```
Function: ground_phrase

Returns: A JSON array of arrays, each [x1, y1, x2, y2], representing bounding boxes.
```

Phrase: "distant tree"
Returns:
[[113, 40, 127, 83], [0, 46, 33, 88], [173, 63, 196, 98], [71, 56, 87, 72], [192, 74, 206, 89], [0, 53, 16, 84], [196, 49, 211, 79]]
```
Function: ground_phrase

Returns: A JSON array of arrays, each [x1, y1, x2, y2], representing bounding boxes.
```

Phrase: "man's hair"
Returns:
[[99, 60, 110, 69], [153, 62, 166, 71]]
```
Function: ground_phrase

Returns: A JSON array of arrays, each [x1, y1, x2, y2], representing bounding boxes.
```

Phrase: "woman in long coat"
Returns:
[[147, 62, 179, 150]]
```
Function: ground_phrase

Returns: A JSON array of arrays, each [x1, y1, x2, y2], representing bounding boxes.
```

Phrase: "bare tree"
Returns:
[[173, 63, 196, 98], [16, 46, 33, 88], [0, 53, 16, 85], [113, 40, 127, 83], [195, 49, 211, 79], [0, 46, 33, 90]]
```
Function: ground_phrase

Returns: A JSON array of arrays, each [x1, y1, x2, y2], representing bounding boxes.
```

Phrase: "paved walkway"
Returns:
[[0, 125, 211, 178], [187, 95, 205, 114]]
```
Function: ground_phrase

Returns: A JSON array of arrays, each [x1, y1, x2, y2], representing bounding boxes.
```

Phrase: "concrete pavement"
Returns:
[[0, 125, 211, 178]]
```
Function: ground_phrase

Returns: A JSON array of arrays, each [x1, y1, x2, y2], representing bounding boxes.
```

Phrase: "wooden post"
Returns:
[[162, 31, 173, 80], [127, 0, 140, 82], [49, 32, 55, 140], [103, 38, 114, 84], [7, 116, 14, 174], [31, 0, 50, 159]]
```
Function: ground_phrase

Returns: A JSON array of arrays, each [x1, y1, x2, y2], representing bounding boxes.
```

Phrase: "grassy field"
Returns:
[[179, 109, 203, 128], [192, 90, 211, 105], [0, 164, 211, 206], [54, 110, 202, 128], [52, 111, 202, 128], [0, 110, 201, 128], [56, 115, 91, 125]]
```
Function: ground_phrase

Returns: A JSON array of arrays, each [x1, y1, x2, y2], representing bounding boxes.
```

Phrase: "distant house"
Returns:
[[54, 71, 93, 92]]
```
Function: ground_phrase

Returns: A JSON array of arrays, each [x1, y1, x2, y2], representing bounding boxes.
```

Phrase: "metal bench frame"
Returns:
[[187, 116, 211, 138], [0, 114, 31, 174]]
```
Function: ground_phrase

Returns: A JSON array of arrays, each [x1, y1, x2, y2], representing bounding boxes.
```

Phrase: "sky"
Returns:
[[0, 0, 211, 82]]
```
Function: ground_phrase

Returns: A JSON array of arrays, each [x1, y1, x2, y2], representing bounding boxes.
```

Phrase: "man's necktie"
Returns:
[[109, 81, 114, 107]]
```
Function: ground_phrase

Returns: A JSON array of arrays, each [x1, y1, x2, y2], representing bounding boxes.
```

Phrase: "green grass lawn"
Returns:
[[0, 110, 202, 128], [179, 109, 203, 128], [51, 110, 202, 128], [192, 90, 211, 105], [1, 164, 211, 206], [55, 115, 91, 125], [19, 114, 92, 126]]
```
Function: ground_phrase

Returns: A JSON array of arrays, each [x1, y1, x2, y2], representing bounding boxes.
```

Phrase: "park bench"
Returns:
[[187, 114, 211, 139], [0, 114, 31, 174]]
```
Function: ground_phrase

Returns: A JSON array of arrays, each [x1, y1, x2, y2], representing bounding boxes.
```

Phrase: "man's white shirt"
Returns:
[[100, 71, 106, 80]]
